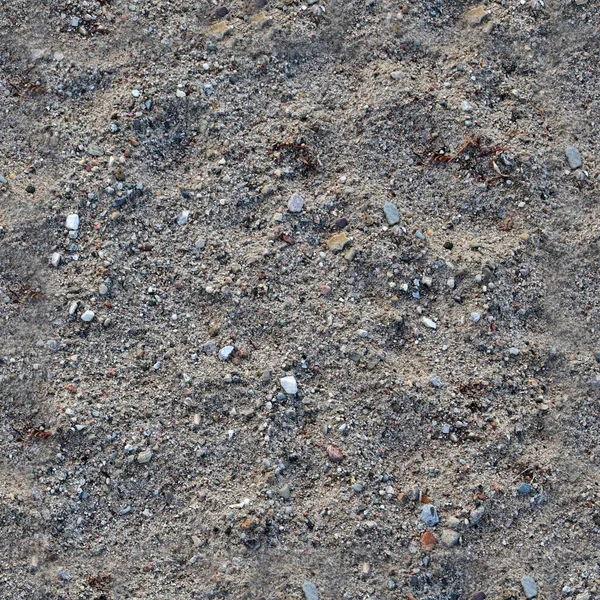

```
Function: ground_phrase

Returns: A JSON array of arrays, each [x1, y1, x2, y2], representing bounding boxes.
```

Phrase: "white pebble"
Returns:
[[219, 345, 235, 361], [81, 310, 95, 322], [421, 317, 437, 329], [51, 252, 61, 267], [177, 210, 190, 225], [280, 376, 298, 395], [65, 214, 79, 230]]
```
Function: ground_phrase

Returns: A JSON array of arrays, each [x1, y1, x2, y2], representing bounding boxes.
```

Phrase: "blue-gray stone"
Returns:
[[565, 146, 582, 169], [302, 581, 320, 600], [420, 503, 439, 526], [517, 483, 532, 495], [383, 202, 400, 225], [521, 576, 537, 599]]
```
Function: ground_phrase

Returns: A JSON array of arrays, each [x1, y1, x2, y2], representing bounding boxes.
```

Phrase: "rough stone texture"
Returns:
[[0, 1, 599, 598]]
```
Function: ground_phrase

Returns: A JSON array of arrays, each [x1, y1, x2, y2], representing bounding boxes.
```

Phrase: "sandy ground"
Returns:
[[1, 0, 599, 598]]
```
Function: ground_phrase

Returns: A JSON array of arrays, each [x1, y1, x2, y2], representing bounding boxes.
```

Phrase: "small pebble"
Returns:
[[219, 345, 235, 361], [57, 569, 72, 581], [521, 576, 538, 599], [51, 252, 61, 267], [65, 214, 80, 230], [280, 375, 298, 395], [0, 175, 7, 185], [327, 232, 350, 252], [444, 240, 454, 249], [177, 210, 190, 225], [565, 146, 582, 170], [422, 317, 437, 329], [326, 444, 344, 463], [509, 347, 520, 356], [429, 376, 443, 388], [302, 581, 320, 600], [288, 192, 304, 213], [517, 483, 532, 495], [471, 312, 481, 323], [440, 529, 460, 547], [81, 310, 95, 322], [137, 449, 153, 464], [26, 185, 36, 194], [383, 202, 400, 225], [420, 504, 440, 526]]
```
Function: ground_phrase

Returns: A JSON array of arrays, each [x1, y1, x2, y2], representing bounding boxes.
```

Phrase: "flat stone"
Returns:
[[65, 214, 80, 230], [565, 146, 582, 169], [81, 310, 95, 322], [302, 582, 319, 600], [420, 504, 440, 526], [383, 202, 400, 225], [87, 144, 104, 157], [137, 449, 153, 464], [288, 192, 304, 213], [177, 210, 190, 225], [219, 345, 235, 361], [422, 317, 437, 329], [521, 576, 537, 599], [327, 232, 350, 252], [464, 5, 489, 25], [280, 376, 298, 395], [440, 529, 460, 547]]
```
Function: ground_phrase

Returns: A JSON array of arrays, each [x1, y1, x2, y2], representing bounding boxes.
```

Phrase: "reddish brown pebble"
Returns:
[[326, 445, 344, 463], [421, 531, 437, 551]]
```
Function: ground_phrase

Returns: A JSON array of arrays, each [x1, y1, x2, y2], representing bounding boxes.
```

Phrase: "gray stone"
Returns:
[[521, 576, 537, 599], [81, 310, 95, 322], [219, 345, 235, 361], [278, 484, 291, 499], [57, 568, 72, 581], [471, 312, 481, 323], [288, 192, 304, 213], [51, 252, 61, 267], [429, 376, 443, 388], [441, 529, 460, 547], [65, 214, 79, 230], [137, 449, 153, 464], [383, 202, 400, 225], [87, 144, 104, 157], [420, 504, 439, 526], [0, 175, 7, 185], [565, 146, 582, 170], [509, 347, 520, 356], [302, 581, 320, 600]]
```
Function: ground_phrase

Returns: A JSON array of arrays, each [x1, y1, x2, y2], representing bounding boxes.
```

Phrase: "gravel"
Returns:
[[80, 310, 95, 322]]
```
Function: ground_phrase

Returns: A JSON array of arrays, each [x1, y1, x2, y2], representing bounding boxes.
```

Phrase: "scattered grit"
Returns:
[[1, 0, 599, 599]]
